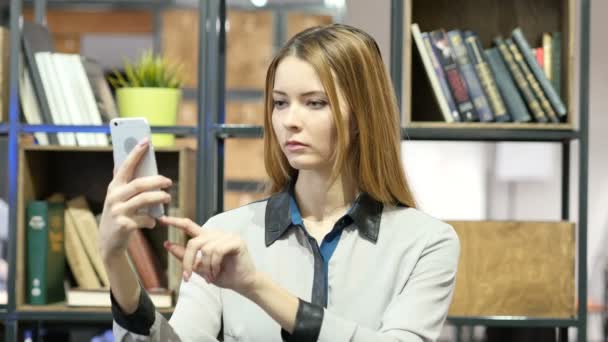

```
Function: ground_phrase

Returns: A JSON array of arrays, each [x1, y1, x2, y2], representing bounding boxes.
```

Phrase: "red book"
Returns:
[[535, 47, 544, 69], [127, 229, 165, 291]]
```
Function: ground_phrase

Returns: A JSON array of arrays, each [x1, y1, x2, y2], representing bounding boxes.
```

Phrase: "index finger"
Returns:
[[114, 138, 149, 183], [158, 216, 202, 237]]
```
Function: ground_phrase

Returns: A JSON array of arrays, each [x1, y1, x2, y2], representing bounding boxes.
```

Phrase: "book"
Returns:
[[26, 199, 66, 304], [21, 22, 59, 144], [63, 54, 109, 146], [505, 38, 559, 123], [65, 196, 110, 287], [36, 51, 78, 145], [128, 229, 165, 291], [422, 32, 460, 122], [535, 48, 544, 69], [65, 282, 171, 308], [485, 48, 532, 123], [448, 30, 494, 122], [51, 53, 96, 146], [542, 33, 552, 80], [19, 52, 50, 145], [494, 37, 547, 123], [167, 207, 186, 296], [411, 23, 456, 123], [80, 56, 118, 123], [463, 31, 510, 122], [551, 32, 562, 98], [429, 30, 478, 122], [512, 28, 566, 121], [64, 200, 103, 289]]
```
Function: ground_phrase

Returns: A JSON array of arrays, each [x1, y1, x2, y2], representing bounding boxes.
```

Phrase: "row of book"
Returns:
[[7, 22, 118, 146], [412, 24, 566, 124], [26, 194, 182, 308]]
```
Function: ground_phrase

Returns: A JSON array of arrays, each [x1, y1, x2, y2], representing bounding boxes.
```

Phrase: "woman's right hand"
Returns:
[[98, 138, 173, 262]]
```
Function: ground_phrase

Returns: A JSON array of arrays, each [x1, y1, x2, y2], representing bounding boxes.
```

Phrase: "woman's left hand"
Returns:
[[158, 216, 258, 296]]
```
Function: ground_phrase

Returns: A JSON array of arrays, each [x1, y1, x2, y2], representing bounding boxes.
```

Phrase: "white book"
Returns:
[[51, 53, 94, 146], [70, 54, 108, 146], [411, 23, 453, 123], [35, 52, 76, 145], [19, 53, 49, 145]]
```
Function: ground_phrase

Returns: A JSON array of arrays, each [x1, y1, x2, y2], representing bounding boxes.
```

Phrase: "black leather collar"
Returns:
[[264, 181, 384, 246]]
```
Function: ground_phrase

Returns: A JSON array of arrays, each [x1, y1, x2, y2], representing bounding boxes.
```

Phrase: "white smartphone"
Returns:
[[110, 117, 164, 218]]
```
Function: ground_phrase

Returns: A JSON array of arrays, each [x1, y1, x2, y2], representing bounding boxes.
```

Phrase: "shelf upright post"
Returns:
[[389, 0, 403, 114], [561, 141, 570, 221], [577, 0, 590, 340], [197, 0, 225, 224], [33, 0, 46, 24], [6, 0, 22, 339]]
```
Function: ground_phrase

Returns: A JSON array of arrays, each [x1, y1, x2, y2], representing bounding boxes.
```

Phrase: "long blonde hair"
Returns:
[[263, 24, 416, 208]]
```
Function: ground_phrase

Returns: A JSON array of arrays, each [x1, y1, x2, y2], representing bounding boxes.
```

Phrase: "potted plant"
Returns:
[[109, 51, 183, 147]]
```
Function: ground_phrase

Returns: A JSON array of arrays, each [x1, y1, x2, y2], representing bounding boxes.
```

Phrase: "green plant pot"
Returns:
[[117, 87, 182, 147]]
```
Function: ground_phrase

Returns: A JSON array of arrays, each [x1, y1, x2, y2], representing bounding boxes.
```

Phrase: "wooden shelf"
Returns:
[[15, 147, 196, 312], [402, 0, 575, 127], [403, 123, 578, 141], [447, 316, 579, 328], [16, 305, 173, 322]]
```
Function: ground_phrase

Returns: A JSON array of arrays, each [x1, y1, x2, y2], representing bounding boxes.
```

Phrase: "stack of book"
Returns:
[[412, 24, 566, 124], [26, 194, 174, 308], [19, 22, 118, 146]]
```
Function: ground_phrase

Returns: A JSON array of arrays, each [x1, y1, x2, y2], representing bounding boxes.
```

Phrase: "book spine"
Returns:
[[551, 32, 562, 98], [128, 229, 164, 291], [410, 24, 454, 123], [535, 48, 544, 69], [430, 30, 478, 122], [543, 33, 552, 80], [494, 37, 547, 123], [485, 48, 532, 122], [448, 30, 494, 122], [46, 201, 66, 303], [21, 24, 59, 144], [464, 32, 509, 122], [27, 201, 49, 305], [421, 31, 460, 122], [512, 28, 566, 120], [506, 38, 558, 123]]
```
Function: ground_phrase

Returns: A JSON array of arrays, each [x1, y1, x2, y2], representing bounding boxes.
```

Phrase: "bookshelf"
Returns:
[[400, 0, 576, 131], [389, 0, 590, 341], [14, 145, 194, 316]]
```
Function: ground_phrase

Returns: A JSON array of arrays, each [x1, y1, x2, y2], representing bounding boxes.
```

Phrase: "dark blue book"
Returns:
[[429, 30, 478, 122], [485, 47, 532, 122], [463, 31, 510, 122], [448, 30, 494, 122]]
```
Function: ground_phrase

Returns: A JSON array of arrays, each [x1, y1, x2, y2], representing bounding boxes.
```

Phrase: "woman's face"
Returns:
[[271, 56, 350, 172]]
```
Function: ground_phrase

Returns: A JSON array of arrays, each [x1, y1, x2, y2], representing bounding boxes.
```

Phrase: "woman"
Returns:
[[100, 24, 460, 341]]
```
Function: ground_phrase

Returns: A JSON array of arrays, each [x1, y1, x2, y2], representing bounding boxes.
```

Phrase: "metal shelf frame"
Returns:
[[2, 0, 590, 340], [19, 124, 198, 136]]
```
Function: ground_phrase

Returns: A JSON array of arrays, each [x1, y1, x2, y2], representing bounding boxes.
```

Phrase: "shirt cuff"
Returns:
[[281, 298, 324, 342], [111, 286, 156, 335]]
